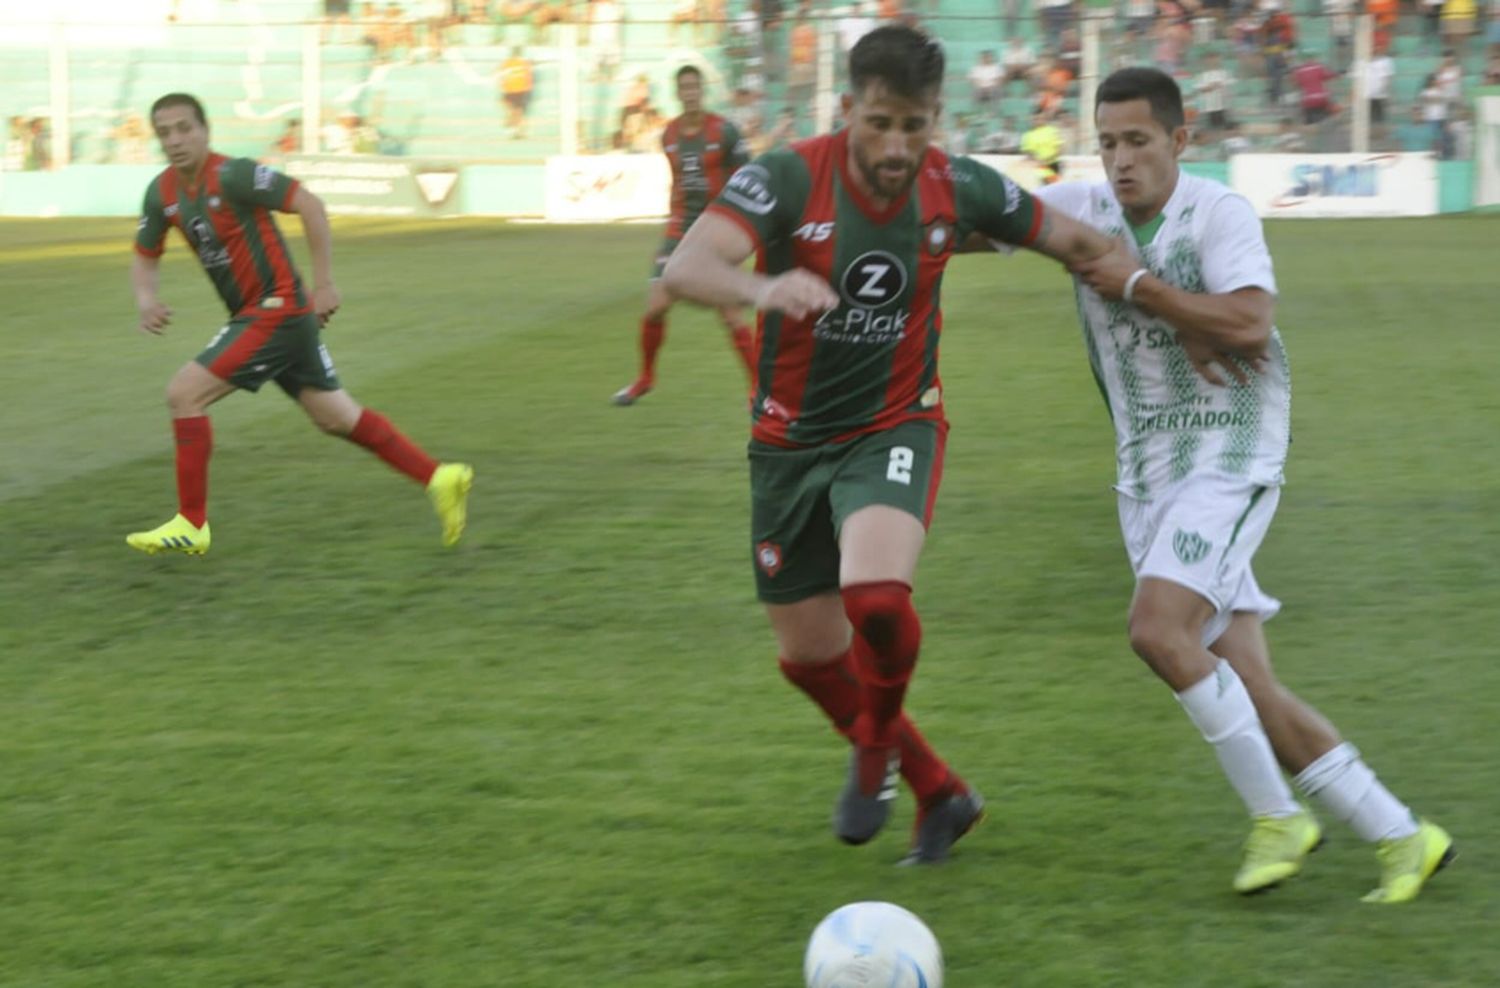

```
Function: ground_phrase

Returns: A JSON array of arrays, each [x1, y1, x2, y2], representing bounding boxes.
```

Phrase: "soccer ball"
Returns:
[[803, 901, 944, 988]]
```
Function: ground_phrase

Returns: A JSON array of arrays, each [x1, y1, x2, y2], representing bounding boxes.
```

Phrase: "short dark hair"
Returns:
[[149, 92, 208, 127], [1095, 67, 1184, 133], [848, 24, 945, 101], [676, 64, 703, 84]]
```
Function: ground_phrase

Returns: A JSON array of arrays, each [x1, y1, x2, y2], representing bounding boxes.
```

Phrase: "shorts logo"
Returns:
[[722, 164, 776, 215], [838, 250, 907, 309], [755, 541, 783, 577], [1173, 529, 1212, 566]]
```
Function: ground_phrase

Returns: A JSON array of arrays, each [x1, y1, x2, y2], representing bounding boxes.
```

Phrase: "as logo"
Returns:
[[793, 221, 833, 243], [755, 541, 783, 577], [1172, 529, 1212, 566], [839, 251, 907, 309]]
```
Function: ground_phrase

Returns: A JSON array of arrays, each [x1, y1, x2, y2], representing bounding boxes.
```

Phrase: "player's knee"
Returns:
[[1127, 608, 1190, 665], [841, 581, 920, 658]]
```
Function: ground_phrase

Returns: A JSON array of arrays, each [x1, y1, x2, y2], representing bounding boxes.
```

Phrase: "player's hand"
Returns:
[[1069, 239, 1139, 301], [1177, 331, 1261, 387], [313, 284, 341, 327], [138, 300, 173, 335], [755, 269, 838, 320]]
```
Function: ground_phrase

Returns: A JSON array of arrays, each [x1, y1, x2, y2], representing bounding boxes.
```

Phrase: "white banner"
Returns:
[[544, 154, 671, 222], [1230, 153, 1439, 218]]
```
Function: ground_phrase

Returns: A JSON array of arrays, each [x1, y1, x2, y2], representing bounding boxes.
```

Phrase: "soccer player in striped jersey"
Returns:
[[663, 26, 1130, 863], [611, 65, 756, 406], [126, 93, 473, 555], [1048, 68, 1453, 902]]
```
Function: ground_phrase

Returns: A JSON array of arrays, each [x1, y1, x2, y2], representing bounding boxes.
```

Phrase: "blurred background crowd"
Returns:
[[2, 0, 1495, 169]]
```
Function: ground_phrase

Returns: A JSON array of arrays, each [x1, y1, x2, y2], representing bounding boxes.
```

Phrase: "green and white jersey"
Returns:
[[1035, 173, 1290, 500]]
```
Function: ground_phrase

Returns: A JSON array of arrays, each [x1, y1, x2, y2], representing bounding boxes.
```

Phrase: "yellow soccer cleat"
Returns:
[[125, 514, 212, 556], [1362, 819, 1455, 904], [1234, 809, 1324, 894], [427, 462, 474, 547]]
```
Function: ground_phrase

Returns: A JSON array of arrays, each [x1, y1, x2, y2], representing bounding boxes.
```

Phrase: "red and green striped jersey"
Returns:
[[663, 112, 749, 239], [134, 153, 308, 316], [706, 129, 1044, 447]]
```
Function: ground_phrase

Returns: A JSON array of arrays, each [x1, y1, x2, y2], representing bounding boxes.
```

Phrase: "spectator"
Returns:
[[499, 46, 534, 139], [1122, 0, 1154, 37], [837, 0, 876, 56], [4, 116, 27, 171], [1421, 0, 1445, 49], [1230, 9, 1262, 80], [1038, 0, 1073, 50], [323, 0, 355, 42], [24, 117, 51, 171], [1221, 119, 1253, 156], [1398, 103, 1438, 151], [112, 112, 153, 164], [1366, 45, 1395, 138], [1324, 0, 1353, 70], [1000, 34, 1036, 91], [1448, 104, 1474, 158], [1435, 49, 1465, 109], [1291, 49, 1338, 126], [1260, 1, 1297, 108], [1057, 26, 1082, 80], [969, 50, 1004, 111], [1021, 109, 1065, 183], [1440, 0, 1488, 60], [587, 0, 622, 81], [787, 11, 818, 108], [1196, 51, 1232, 132], [1367, 0, 1399, 55], [1419, 72, 1451, 155], [273, 118, 303, 159]]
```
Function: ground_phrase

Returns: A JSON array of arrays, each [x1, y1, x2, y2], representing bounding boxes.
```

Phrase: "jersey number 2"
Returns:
[[886, 446, 914, 485]]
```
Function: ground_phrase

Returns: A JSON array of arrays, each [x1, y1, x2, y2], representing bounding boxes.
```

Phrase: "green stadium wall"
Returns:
[[0, 161, 1477, 218]]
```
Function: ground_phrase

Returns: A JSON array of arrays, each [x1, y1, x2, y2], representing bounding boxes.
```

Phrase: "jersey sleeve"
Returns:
[[1199, 193, 1277, 296], [133, 179, 169, 258], [705, 149, 806, 250], [951, 155, 1043, 247], [221, 157, 300, 211]]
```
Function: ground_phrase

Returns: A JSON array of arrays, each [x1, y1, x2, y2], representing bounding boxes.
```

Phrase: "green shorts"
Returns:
[[196, 306, 341, 396], [749, 418, 948, 604], [650, 235, 681, 280]]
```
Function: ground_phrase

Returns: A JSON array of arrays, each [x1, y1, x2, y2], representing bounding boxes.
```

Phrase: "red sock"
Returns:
[[639, 316, 665, 382], [727, 322, 756, 381], [842, 581, 922, 748], [346, 409, 438, 485], [779, 649, 960, 805], [172, 415, 212, 528]]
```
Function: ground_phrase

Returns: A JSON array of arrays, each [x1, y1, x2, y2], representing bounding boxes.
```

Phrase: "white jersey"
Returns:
[[1034, 173, 1290, 500]]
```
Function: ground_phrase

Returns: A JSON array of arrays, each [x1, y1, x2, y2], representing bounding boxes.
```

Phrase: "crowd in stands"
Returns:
[[5, 0, 1498, 167]]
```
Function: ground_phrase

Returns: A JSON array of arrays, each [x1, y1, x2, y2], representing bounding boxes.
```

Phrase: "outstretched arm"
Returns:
[[130, 252, 172, 334], [288, 186, 340, 325], [662, 211, 838, 319]]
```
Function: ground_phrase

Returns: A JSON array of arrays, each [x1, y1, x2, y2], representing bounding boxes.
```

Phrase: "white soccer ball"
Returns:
[[803, 901, 944, 988]]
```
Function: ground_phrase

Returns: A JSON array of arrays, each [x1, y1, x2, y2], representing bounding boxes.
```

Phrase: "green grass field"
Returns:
[[2, 213, 1497, 987]]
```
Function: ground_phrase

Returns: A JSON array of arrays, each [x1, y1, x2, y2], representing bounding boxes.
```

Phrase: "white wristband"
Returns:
[[1122, 268, 1149, 305]]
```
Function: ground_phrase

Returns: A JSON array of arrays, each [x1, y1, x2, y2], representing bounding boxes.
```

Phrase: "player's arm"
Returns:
[[1070, 195, 1274, 357], [132, 183, 172, 334], [286, 185, 340, 326], [662, 211, 836, 319], [130, 252, 172, 335], [958, 160, 1126, 272]]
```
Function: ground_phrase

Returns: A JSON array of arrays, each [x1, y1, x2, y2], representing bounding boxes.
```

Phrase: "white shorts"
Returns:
[[1117, 474, 1282, 646]]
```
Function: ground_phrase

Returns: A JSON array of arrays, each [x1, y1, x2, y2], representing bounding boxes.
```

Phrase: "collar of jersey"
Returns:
[[179, 152, 225, 198], [836, 128, 917, 224]]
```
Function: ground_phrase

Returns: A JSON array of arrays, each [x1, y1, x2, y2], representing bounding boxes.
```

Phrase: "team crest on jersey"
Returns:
[[922, 218, 955, 257], [1172, 529, 1212, 566], [207, 195, 222, 209], [723, 164, 775, 215], [838, 251, 907, 309], [755, 541, 783, 578]]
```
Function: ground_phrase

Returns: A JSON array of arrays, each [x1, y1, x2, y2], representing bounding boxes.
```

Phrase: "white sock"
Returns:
[[1293, 742, 1420, 842], [1176, 659, 1301, 819]]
